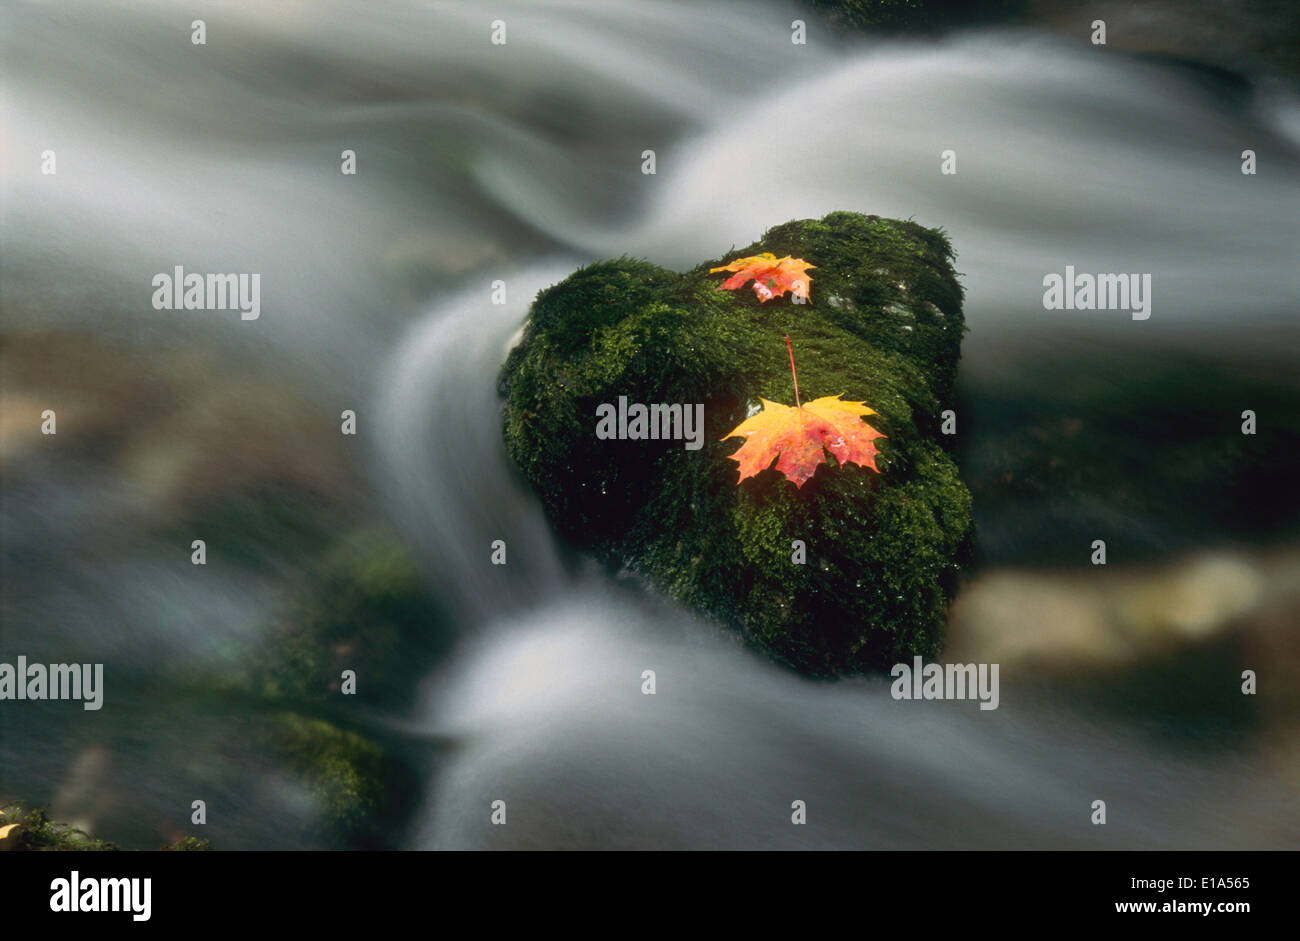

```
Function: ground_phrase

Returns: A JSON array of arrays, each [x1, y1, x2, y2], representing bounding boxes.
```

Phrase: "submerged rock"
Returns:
[[501, 212, 972, 675]]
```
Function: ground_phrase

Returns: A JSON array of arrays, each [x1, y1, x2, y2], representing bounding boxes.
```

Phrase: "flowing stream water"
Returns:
[[2, 0, 1297, 848]]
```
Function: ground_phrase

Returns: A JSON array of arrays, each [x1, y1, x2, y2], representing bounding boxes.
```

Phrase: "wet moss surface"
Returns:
[[0, 803, 209, 851], [502, 212, 973, 675]]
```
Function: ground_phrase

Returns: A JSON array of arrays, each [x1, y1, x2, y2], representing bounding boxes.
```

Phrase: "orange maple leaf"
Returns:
[[720, 337, 884, 488], [709, 253, 815, 303], [721, 395, 885, 488]]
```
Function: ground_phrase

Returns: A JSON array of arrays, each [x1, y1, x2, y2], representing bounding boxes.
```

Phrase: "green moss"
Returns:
[[0, 802, 218, 850], [264, 714, 395, 843], [0, 803, 221, 850], [0, 804, 119, 851], [244, 527, 448, 711], [501, 212, 973, 675], [199, 526, 445, 847], [160, 835, 211, 851], [1, 525, 441, 852]]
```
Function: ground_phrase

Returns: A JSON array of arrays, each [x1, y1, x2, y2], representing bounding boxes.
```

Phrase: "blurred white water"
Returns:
[[3, 0, 1298, 848], [412, 589, 1294, 849], [386, 255, 1294, 850]]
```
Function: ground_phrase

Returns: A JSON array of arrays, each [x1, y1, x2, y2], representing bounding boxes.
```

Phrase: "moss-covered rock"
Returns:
[[501, 212, 973, 675], [229, 526, 443, 846], [244, 527, 449, 712]]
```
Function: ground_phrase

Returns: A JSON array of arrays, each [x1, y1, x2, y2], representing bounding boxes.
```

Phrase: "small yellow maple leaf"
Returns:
[[709, 253, 815, 303]]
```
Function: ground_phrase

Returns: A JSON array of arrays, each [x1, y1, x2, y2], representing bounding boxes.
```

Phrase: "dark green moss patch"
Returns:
[[208, 526, 447, 847], [243, 528, 450, 712]]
